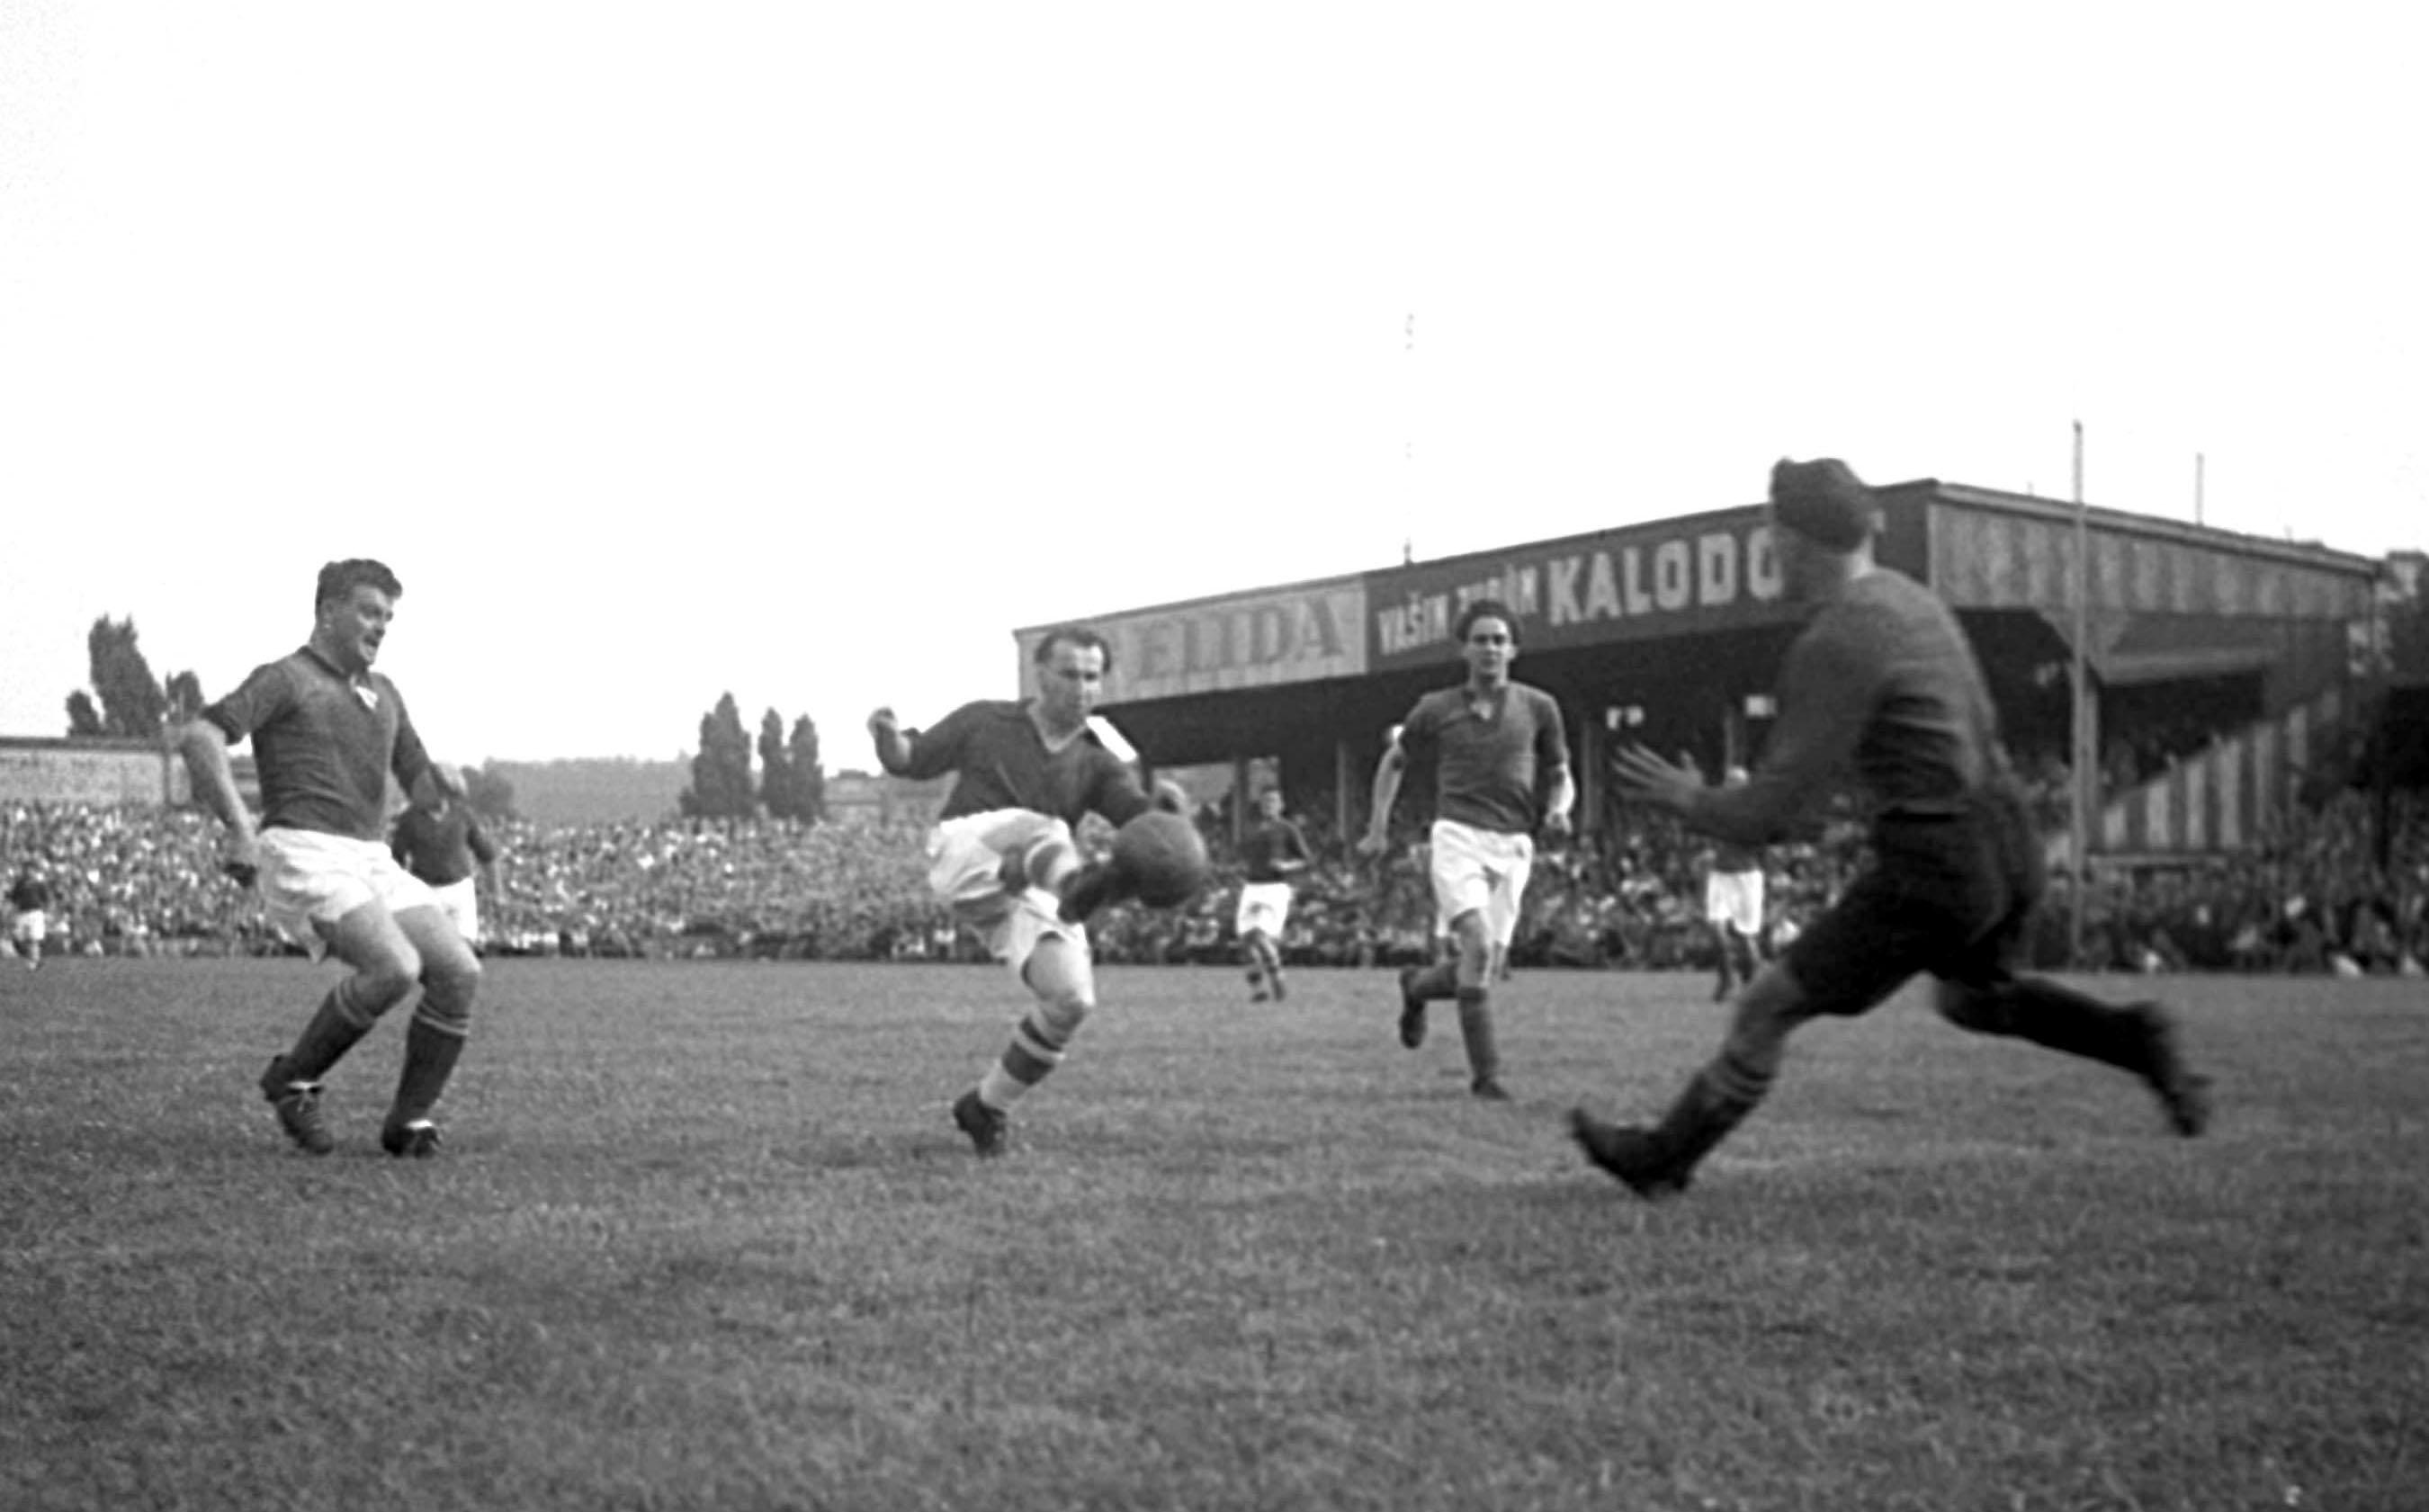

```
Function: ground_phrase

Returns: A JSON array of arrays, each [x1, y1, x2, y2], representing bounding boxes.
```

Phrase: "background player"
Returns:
[[1359, 598, 1574, 1100], [1702, 767, 1766, 1001], [870, 624, 1187, 1156], [180, 558, 484, 1159], [390, 763, 501, 950], [1577, 458, 2209, 1200], [1234, 787, 1313, 1002], [7, 863, 51, 969]]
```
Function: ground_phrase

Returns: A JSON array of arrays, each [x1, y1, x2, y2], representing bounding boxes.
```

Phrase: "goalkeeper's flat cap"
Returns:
[[1769, 457, 1877, 551]]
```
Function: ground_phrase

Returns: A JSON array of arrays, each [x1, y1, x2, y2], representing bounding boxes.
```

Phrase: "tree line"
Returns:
[[680, 693, 826, 822], [67, 617, 203, 740]]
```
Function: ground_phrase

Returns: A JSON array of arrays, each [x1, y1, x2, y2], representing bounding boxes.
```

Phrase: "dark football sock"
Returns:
[[283, 980, 376, 1084], [1648, 1050, 1770, 1177], [1455, 988, 1499, 1086], [390, 1017, 467, 1124]]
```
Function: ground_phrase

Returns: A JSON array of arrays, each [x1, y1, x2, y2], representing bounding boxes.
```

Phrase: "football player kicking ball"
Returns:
[[1359, 598, 1574, 1100], [870, 624, 1188, 1157], [1574, 458, 2210, 1201]]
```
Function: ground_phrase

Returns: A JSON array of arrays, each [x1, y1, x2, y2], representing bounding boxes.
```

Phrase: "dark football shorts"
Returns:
[[1782, 782, 2045, 1015]]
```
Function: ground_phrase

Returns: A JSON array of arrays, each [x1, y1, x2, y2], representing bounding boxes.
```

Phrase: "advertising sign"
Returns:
[[1018, 581, 1367, 703], [1367, 508, 1791, 668]]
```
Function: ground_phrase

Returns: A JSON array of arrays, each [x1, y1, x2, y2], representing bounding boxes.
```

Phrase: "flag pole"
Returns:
[[2068, 421, 2091, 967]]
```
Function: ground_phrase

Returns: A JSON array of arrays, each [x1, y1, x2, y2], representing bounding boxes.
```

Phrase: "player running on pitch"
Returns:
[[1702, 767, 1767, 1002], [1235, 787, 1313, 1003], [1360, 597, 1574, 1100], [1575, 458, 2210, 1201]]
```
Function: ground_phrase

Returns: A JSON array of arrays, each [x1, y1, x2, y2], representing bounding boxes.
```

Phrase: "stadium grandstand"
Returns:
[[1025, 477, 2386, 871]]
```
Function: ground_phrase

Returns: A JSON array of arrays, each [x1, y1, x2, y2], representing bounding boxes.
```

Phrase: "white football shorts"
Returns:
[[255, 828, 443, 961], [1234, 881, 1294, 940], [1428, 818, 1534, 950], [429, 876, 482, 945], [924, 810, 1089, 980], [1705, 869, 1765, 937]]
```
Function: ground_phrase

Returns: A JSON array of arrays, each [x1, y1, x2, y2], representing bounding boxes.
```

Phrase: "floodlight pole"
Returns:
[[2068, 422, 2091, 967]]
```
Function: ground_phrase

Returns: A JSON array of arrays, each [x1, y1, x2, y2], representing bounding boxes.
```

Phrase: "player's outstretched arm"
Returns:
[[1610, 744, 1704, 816]]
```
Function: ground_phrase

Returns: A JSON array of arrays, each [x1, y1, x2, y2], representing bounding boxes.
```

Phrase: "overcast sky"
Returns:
[[4, 4, 2421, 769]]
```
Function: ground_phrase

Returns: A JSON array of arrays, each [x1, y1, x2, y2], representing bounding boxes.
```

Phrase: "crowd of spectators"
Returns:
[[0, 802, 260, 956], [2056, 789, 2429, 977], [6, 787, 2425, 978]]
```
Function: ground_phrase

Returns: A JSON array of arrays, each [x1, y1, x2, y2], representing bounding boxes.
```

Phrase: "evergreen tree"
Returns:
[[680, 693, 757, 819], [71, 615, 170, 738], [165, 670, 207, 724], [787, 715, 826, 824], [65, 690, 104, 738], [757, 708, 797, 820]]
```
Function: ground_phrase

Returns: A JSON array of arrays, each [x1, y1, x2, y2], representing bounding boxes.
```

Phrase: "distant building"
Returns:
[[0, 731, 267, 810], [2, 736, 185, 807]]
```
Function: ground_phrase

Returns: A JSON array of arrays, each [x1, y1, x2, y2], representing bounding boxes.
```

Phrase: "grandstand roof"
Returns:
[[1017, 479, 2380, 748]]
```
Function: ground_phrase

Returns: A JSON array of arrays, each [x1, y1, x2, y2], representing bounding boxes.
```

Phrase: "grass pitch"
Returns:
[[3, 959, 2425, 1511]]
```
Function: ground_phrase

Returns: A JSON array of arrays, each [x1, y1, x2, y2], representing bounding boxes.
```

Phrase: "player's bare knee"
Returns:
[[357, 951, 423, 1014], [1034, 988, 1090, 1045], [1022, 932, 1097, 1010], [422, 946, 481, 1012], [1449, 915, 1492, 978]]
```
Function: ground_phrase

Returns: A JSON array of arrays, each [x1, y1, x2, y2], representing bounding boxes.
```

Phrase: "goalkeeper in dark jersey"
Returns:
[[870, 623, 1185, 1157], [1576, 458, 2209, 1200]]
